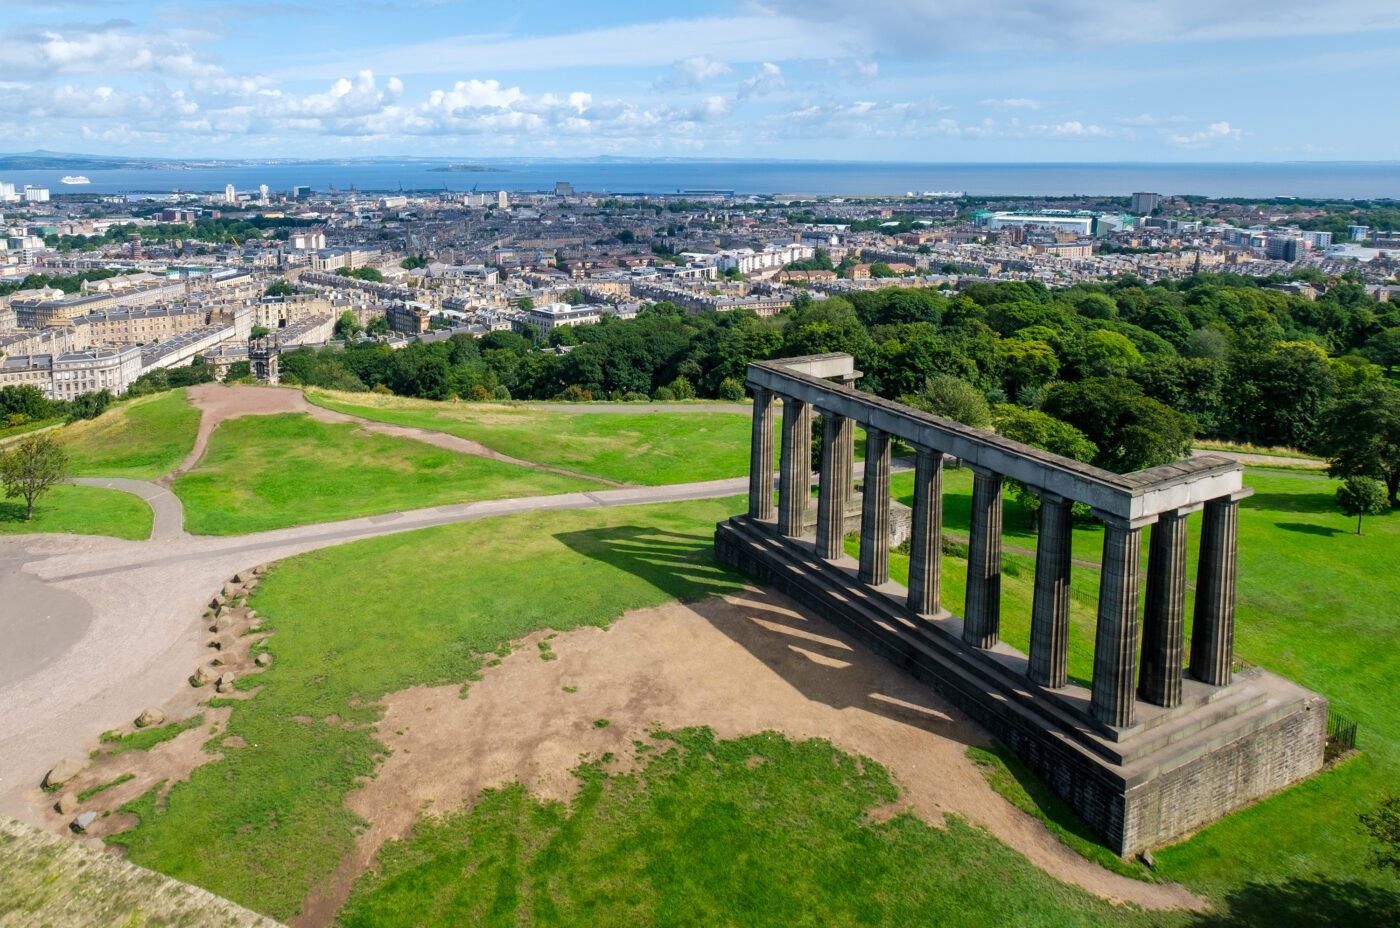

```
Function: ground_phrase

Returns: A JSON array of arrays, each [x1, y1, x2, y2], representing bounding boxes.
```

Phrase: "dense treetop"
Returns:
[[272, 273, 1400, 477]]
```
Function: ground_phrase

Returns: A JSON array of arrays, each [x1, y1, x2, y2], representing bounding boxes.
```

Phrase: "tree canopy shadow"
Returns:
[[1273, 521, 1346, 537], [1244, 491, 1340, 516], [1188, 877, 1399, 928]]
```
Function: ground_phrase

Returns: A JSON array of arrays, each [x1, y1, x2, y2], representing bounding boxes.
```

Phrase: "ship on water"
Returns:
[[61, 175, 91, 185]]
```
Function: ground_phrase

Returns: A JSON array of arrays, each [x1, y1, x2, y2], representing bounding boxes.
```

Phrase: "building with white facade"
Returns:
[[523, 302, 601, 332], [0, 345, 143, 399]]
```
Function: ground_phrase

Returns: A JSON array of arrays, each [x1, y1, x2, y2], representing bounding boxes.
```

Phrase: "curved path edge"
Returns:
[[71, 477, 185, 540]]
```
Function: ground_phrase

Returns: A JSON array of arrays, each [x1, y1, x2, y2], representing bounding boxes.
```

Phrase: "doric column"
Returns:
[[906, 447, 943, 615], [1090, 517, 1143, 728], [1028, 494, 1073, 688], [963, 468, 1003, 649], [1139, 509, 1189, 706], [747, 387, 775, 520], [857, 427, 891, 585], [1190, 494, 1243, 687], [777, 397, 812, 537], [815, 411, 853, 560]]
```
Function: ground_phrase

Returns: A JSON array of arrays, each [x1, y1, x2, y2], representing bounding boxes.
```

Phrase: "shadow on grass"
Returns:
[[1274, 521, 1346, 537], [1189, 877, 1399, 928], [0, 501, 36, 524], [553, 524, 744, 604], [1244, 491, 1339, 515], [555, 522, 978, 740]]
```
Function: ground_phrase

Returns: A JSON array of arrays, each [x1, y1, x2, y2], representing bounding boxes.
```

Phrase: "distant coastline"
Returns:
[[0, 155, 1396, 199], [427, 164, 508, 173]]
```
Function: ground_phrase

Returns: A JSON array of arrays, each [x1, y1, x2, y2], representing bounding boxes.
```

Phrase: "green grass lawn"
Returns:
[[306, 390, 762, 485], [336, 728, 1173, 928], [109, 498, 751, 920], [0, 416, 62, 442], [171, 413, 603, 534], [879, 466, 1400, 911], [59, 389, 201, 479], [110, 465, 1400, 926], [0, 484, 153, 540]]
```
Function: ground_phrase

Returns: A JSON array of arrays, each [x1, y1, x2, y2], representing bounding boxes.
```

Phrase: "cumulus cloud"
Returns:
[[1030, 120, 1114, 137], [676, 56, 733, 84], [1164, 120, 1241, 147], [738, 62, 786, 99], [0, 21, 221, 79]]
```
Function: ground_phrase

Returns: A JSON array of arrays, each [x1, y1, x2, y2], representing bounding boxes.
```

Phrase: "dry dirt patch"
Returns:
[[297, 587, 1204, 925]]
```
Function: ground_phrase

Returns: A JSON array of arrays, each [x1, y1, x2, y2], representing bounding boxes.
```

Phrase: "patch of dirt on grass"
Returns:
[[296, 587, 1206, 926], [181, 384, 621, 485]]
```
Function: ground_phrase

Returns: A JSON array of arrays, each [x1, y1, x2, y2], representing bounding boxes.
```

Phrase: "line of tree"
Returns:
[[270, 274, 1400, 483]]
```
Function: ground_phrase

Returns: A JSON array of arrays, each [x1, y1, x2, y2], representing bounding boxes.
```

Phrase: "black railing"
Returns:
[[1326, 709, 1359, 761]]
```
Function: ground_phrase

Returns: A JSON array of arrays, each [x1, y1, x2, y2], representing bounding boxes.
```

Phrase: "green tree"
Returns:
[[400, 255, 427, 270], [1336, 476, 1389, 534], [335, 310, 362, 341], [1317, 382, 1400, 506], [250, 325, 271, 340], [907, 375, 991, 429], [1, 432, 69, 521], [264, 280, 295, 297], [1361, 796, 1400, 873], [1043, 378, 1195, 473]]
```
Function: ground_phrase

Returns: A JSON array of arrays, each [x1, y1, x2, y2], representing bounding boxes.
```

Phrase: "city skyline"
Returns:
[[3, 1, 1400, 162]]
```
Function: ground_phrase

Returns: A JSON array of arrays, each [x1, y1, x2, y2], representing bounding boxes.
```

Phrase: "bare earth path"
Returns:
[[295, 588, 1204, 926], [1, 384, 1205, 918], [171, 383, 625, 486]]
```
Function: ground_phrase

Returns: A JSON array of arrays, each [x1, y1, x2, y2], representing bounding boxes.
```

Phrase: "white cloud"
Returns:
[[1030, 120, 1114, 137], [676, 56, 733, 84], [981, 97, 1041, 110], [1164, 120, 1242, 147], [0, 21, 223, 80], [738, 63, 786, 99]]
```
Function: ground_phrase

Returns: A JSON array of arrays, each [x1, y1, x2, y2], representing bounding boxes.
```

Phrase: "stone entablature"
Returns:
[[716, 352, 1327, 855]]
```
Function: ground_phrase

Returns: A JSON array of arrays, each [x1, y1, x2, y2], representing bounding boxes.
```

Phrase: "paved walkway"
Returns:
[[71, 477, 185, 540], [0, 476, 754, 821]]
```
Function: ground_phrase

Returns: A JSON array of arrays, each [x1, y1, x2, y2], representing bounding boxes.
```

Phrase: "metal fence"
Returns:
[[1326, 709, 1359, 761]]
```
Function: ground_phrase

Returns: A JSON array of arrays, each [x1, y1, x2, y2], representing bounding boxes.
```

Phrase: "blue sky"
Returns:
[[3, 0, 1399, 161]]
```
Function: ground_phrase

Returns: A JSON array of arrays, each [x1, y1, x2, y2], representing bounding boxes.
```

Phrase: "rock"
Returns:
[[254, 652, 272, 667], [236, 598, 248, 609], [211, 635, 235, 652], [208, 597, 221, 612], [1140, 850, 1156, 868], [135, 707, 166, 728], [215, 672, 236, 693], [44, 757, 87, 789], [231, 573, 244, 584], [55, 793, 78, 815], [246, 609, 258, 620], [190, 665, 217, 687], [70, 811, 98, 833], [212, 615, 232, 632]]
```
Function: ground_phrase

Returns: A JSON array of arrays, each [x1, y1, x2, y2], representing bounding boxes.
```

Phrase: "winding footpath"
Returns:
[[0, 386, 1205, 915]]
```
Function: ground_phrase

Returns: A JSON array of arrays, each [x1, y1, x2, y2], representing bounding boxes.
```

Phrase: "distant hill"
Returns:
[[0, 150, 159, 170]]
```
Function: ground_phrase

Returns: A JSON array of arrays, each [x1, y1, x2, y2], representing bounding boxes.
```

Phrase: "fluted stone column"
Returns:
[[1139, 509, 1189, 707], [777, 398, 812, 537], [1090, 517, 1143, 728], [963, 468, 1004, 649], [906, 447, 943, 615], [747, 387, 775, 520], [858, 427, 891, 585], [816, 412, 853, 560], [1190, 495, 1241, 687], [1028, 494, 1073, 688]]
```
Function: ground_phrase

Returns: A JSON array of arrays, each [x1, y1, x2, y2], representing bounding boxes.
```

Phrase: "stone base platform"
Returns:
[[714, 515, 1328, 856]]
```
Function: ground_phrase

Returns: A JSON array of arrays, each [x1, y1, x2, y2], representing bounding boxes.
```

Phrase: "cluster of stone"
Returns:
[[191, 565, 273, 692], [40, 564, 282, 838]]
